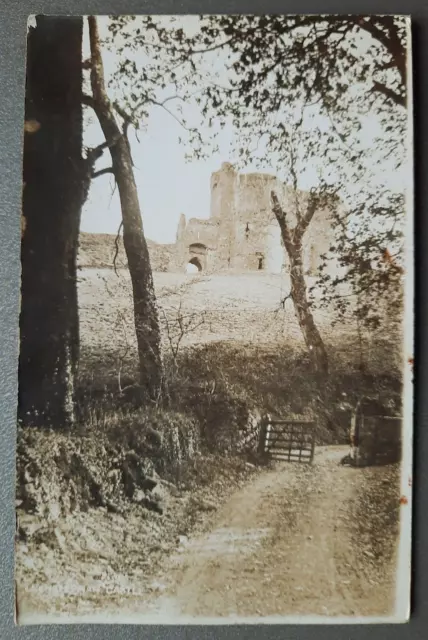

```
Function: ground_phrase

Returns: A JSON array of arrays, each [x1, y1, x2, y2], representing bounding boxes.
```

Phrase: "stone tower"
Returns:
[[176, 213, 186, 243], [173, 162, 335, 275], [210, 162, 236, 221], [210, 162, 238, 266]]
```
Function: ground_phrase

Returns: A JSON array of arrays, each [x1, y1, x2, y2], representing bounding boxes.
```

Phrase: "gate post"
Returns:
[[258, 416, 267, 455], [309, 422, 316, 463], [258, 415, 270, 458]]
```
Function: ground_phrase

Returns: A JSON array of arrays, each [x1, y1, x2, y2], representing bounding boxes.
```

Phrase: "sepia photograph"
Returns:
[[15, 14, 413, 624]]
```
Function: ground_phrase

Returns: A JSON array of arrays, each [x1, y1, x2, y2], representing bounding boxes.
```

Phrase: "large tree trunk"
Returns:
[[271, 192, 329, 375], [19, 16, 84, 427], [87, 16, 163, 402]]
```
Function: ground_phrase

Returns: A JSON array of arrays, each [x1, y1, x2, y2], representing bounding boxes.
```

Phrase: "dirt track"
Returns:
[[121, 446, 400, 620], [17, 447, 400, 623]]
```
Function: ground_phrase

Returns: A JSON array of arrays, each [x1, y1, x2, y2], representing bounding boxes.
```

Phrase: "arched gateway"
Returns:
[[186, 258, 202, 273], [187, 243, 207, 272]]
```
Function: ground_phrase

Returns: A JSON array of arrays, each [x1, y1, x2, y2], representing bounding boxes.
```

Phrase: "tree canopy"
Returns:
[[105, 15, 410, 330]]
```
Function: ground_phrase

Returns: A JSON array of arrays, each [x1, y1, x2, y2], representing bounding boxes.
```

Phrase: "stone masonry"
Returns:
[[79, 162, 336, 275], [172, 162, 335, 274]]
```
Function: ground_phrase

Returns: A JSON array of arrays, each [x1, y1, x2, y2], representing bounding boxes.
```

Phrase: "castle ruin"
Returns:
[[171, 162, 334, 275], [79, 162, 336, 274]]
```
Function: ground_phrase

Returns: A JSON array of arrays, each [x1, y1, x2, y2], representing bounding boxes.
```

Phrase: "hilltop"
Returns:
[[78, 232, 174, 271]]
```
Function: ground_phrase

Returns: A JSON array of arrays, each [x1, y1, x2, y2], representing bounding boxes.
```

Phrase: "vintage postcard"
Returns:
[[16, 14, 413, 624]]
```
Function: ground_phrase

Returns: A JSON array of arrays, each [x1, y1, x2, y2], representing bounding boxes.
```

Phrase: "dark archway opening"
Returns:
[[257, 255, 264, 270], [189, 242, 207, 254], [186, 257, 202, 274]]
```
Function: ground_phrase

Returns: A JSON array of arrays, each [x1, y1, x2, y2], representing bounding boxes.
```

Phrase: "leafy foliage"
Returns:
[[106, 15, 409, 329], [103, 16, 209, 159], [193, 16, 408, 328]]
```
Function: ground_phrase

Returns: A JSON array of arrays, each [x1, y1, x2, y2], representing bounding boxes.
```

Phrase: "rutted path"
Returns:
[[18, 447, 400, 623], [129, 447, 400, 621]]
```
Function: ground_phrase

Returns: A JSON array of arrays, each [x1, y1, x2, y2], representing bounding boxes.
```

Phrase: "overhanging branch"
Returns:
[[151, 100, 184, 127], [371, 81, 405, 108], [92, 167, 114, 178], [82, 93, 96, 110], [113, 221, 124, 276]]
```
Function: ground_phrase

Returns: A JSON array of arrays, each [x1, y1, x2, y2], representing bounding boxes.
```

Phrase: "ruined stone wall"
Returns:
[[153, 243, 177, 272], [183, 218, 220, 250], [81, 164, 337, 276], [212, 165, 335, 275], [173, 162, 337, 275], [210, 162, 236, 221], [231, 171, 285, 271], [78, 232, 175, 272], [174, 216, 222, 272], [235, 171, 279, 220]]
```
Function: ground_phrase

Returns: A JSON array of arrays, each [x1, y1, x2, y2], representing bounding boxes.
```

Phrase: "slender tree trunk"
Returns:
[[19, 16, 84, 427], [288, 245, 329, 374], [271, 192, 329, 375], [87, 16, 163, 402]]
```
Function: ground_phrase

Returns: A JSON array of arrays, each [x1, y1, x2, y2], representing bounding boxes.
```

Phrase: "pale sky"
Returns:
[[82, 16, 240, 243], [81, 16, 407, 244], [83, 107, 229, 243]]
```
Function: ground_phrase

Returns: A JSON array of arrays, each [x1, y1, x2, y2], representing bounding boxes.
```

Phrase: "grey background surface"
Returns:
[[0, 1, 426, 637]]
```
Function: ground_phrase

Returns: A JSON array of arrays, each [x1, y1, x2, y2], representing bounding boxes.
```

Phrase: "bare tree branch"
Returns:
[[92, 166, 114, 178], [149, 98, 199, 134], [82, 93, 96, 110], [113, 221, 124, 276]]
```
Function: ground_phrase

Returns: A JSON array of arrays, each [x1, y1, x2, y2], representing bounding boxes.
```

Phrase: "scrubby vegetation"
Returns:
[[17, 310, 402, 531], [77, 336, 402, 446]]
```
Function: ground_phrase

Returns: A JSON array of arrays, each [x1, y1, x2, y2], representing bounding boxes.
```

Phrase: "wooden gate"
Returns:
[[260, 417, 316, 463]]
